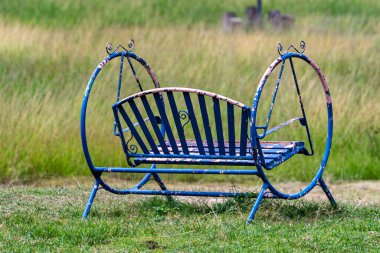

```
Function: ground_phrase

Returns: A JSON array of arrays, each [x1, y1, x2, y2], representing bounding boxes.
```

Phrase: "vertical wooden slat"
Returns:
[[183, 92, 205, 155], [118, 105, 149, 154], [167, 92, 189, 154], [128, 100, 159, 154], [227, 103, 235, 156], [213, 98, 225, 155], [140, 96, 169, 154], [239, 108, 249, 156], [153, 93, 179, 154], [198, 94, 215, 155]]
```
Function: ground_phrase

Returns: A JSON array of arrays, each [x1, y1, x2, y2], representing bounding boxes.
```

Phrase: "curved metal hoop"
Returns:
[[251, 52, 333, 199], [80, 50, 160, 192]]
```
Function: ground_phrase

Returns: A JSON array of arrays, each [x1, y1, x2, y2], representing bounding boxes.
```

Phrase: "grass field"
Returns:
[[1, 2, 379, 251], [0, 0, 379, 183], [1, 182, 379, 252]]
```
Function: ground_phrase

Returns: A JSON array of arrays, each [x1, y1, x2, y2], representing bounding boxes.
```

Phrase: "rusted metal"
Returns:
[[81, 41, 336, 223]]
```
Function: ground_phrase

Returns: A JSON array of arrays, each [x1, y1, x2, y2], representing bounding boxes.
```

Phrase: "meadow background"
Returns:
[[0, 0, 379, 183], [1, 1, 380, 251]]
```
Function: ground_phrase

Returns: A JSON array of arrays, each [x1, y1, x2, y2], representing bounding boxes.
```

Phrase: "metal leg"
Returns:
[[132, 165, 169, 191], [82, 179, 100, 219], [152, 173, 168, 191], [318, 177, 337, 207], [150, 164, 173, 201], [133, 173, 152, 189], [247, 183, 268, 224], [149, 164, 169, 190]]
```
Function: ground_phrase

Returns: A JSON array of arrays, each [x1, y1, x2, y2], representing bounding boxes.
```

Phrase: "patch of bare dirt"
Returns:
[[2, 177, 379, 206], [163, 181, 380, 206]]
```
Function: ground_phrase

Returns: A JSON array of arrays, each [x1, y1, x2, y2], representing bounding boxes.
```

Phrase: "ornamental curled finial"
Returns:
[[277, 40, 306, 56], [106, 39, 136, 55], [128, 39, 135, 51]]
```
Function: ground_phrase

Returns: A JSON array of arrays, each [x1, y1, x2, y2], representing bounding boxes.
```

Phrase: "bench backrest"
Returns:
[[112, 87, 252, 166]]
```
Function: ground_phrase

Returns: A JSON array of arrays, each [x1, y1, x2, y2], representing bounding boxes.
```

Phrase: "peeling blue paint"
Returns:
[[80, 42, 336, 224]]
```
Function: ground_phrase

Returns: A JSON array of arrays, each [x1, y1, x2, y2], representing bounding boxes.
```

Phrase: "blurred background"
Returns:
[[0, 0, 379, 184]]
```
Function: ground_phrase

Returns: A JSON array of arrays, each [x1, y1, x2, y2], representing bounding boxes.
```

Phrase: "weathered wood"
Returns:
[[281, 14, 295, 30], [268, 10, 294, 30], [222, 12, 242, 32], [268, 10, 282, 27], [246, 3, 263, 29], [223, 12, 236, 31], [246, 6, 258, 28]]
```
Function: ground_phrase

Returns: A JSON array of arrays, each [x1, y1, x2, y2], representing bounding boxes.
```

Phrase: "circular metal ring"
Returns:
[[251, 52, 333, 199]]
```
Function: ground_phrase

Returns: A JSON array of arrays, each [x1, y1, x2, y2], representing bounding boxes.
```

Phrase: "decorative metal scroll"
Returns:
[[179, 110, 190, 128], [117, 115, 162, 155], [125, 134, 138, 154], [277, 41, 306, 56], [106, 39, 135, 55]]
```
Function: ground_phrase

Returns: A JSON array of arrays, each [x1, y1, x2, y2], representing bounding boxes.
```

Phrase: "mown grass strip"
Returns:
[[0, 186, 379, 251]]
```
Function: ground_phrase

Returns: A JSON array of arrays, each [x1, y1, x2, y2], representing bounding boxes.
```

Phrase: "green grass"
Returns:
[[0, 0, 379, 183], [1, 2, 379, 251], [0, 0, 379, 32], [0, 185, 379, 252]]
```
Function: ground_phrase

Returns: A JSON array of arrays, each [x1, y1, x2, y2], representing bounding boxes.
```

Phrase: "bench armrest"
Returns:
[[258, 117, 304, 138]]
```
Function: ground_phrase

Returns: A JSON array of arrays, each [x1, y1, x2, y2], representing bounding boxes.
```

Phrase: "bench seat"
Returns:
[[133, 140, 305, 168]]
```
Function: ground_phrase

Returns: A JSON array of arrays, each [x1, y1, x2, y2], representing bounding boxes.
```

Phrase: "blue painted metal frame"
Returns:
[[80, 42, 336, 224], [251, 51, 334, 201]]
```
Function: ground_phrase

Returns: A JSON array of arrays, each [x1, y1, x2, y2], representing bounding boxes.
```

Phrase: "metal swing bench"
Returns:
[[81, 40, 336, 223]]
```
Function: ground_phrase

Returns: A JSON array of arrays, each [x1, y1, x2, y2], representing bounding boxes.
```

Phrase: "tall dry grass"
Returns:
[[0, 15, 379, 182]]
